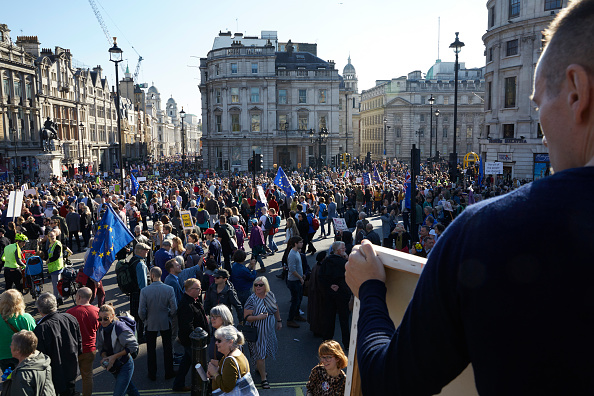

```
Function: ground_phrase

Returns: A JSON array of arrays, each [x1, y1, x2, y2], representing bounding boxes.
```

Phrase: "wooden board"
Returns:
[[346, 246, 478, 396]]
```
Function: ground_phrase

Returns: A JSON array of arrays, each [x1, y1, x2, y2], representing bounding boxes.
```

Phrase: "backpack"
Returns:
[[312, 217, 320, 231], [116, 259, 139, 295], [274, 215, 281, 228], [263, 216, 274, 231], [196, 210, 206, 225], [57, 267, 78, 298]]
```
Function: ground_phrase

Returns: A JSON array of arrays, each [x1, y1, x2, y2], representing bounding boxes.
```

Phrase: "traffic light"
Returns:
[[331, 156, 336, 167], [366, 152, 371, 164], [248, 158, 254, 172], [255, 154, 263, 171], [411, 148, 421, 175]]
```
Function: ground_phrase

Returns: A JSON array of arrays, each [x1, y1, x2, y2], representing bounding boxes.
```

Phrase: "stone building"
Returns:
[[340, 56, 361, 160], [481, 0, 568, 180], [0, 28, 42, 180], [360, 61, 485, 162], [199, 31, 341, 172]]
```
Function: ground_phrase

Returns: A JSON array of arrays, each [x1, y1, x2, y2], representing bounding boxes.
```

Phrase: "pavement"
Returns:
[[8, 213, 385, 395]]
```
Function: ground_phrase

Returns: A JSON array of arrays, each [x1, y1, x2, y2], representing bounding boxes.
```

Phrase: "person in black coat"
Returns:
[[296, 211, 310, 254], [33, 292, 82, 396], [173, 278, 209, 392]]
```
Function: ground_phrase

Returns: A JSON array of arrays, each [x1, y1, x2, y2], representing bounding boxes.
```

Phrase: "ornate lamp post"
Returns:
[[449, 32, 465, 181], [109, 37, 124, 190], [78, 122, 84, 173], [180, 107, 186, 169], [434, 109, 440, 162], [428, 94, 435, 159], [309, 128, 329, 172]]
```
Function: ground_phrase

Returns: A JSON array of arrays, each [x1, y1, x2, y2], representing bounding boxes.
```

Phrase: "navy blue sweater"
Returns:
[[357, 167, 594, 395]]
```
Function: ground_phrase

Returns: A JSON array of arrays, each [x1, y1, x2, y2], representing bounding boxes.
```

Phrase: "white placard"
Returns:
[[6, 191, 24, 218], [333, 217, 349, 232], [485, 161, 504, 175], [137, 177, 146, 182], [355, 177, 362, 184], [24, 189, 37, 197], [257, 186, 267, 204]]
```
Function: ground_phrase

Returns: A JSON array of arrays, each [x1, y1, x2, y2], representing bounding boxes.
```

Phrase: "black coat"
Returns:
[[34, 312, 82, 394], [177, 293, 209, 347]]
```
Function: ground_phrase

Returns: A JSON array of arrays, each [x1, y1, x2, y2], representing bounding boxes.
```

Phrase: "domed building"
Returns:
[[342, 55, 358, 93]]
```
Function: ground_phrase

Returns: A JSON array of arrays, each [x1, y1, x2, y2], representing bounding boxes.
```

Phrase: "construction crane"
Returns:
[[88, 0, 144, 85]]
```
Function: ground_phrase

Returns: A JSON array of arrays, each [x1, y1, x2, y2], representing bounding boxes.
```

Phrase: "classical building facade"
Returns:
[[200, 31, 341, 172], [481, 0, 568, 180], [360, 62, 485, 162], [1, 28, 42, 180]]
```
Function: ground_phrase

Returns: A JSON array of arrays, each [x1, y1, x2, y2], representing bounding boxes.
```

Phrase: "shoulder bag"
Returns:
[[212, 355, 259, 396]]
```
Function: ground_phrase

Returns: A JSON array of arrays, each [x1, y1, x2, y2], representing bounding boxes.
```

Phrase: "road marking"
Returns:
[[295, 385, 305, 396]]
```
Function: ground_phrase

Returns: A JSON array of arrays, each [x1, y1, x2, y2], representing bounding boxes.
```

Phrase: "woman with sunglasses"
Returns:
[[243, 276, 281, 389], [96, 305, 140, 396], [306, 340, 348, 396], [207, 325, 257, 394]]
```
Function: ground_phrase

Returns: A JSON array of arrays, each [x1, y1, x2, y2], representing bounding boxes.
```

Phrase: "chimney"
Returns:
[[16, 36, 40, 57], [41, 48, 52, 56], [93, 65, 102, 79]]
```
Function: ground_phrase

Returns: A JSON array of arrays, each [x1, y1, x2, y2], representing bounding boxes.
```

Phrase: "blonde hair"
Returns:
[[318, 340, 348, 369], [172, 236, 184, 255], [98, 304, 118, 321], [253, 276, 270, 293], [286, 217, 299, 236], [0, 290, 26, 321]]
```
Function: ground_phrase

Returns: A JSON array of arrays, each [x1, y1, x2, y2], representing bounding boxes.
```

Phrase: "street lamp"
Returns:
[[428, 94, 435, 159], [78, 122, 84, 173], [284, 121, 290, 168], [309, 128, 329, 172], [434, 109, 440, 162], [12, 127, 19, 182], [449, 32, 465, 181], [180, 106, 186, 169], [109, 37, 124, 190]]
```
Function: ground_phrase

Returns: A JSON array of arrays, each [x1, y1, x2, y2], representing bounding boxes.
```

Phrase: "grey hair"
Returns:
[[214, 325, 245, 347], [331, 241, 345, 253], [210, 304, 234, 326], [36, 292, 57, 315]]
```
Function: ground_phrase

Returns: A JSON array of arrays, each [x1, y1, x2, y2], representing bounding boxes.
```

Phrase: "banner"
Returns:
[[333, 218, 349, 232], [180, 210, 194, 230]]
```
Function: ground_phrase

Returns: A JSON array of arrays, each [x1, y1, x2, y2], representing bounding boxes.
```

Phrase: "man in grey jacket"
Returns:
[[65, 206, 81, 252], [139, 266, 177, 381]]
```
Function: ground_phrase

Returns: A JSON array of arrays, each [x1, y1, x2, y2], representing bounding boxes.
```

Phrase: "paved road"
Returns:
[[8, 214, 385, 395]]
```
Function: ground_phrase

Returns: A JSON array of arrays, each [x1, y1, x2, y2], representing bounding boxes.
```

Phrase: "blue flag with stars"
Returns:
[[373, 165, 383, 184], [363, 172, 372, 186], [274, 167, 296, 197], [130, 174, 139, 196], [83, 205, 135, 282]]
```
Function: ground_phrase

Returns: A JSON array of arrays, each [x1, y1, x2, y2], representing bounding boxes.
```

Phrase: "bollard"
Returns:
[[190, 327, 210, 396]]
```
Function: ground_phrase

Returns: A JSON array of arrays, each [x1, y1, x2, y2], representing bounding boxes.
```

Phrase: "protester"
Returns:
[[8, 330, 56, 396], [306, 340, 348, 396], [0, 290, 36, 372]]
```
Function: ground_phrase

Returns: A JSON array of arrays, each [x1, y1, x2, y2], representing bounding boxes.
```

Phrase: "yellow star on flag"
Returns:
[[108, 227, 113, 232], [92, 250, 96, 255], [99, 252, 104, 258]]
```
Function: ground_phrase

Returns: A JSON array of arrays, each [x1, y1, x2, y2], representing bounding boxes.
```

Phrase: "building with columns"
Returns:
[[481, 0, 568, 181], [360, 61, 485, 162], [0, 27, 42, 180], [200, 31, 341, 172]]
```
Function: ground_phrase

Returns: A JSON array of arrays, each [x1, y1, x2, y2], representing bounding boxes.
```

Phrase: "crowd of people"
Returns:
[[0, 155, 527, 396]]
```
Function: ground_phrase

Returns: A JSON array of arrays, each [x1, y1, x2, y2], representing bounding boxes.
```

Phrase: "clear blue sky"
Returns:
[[4, 0, 487, 120]]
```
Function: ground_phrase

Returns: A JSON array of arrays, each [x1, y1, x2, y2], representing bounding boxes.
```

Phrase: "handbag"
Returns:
[[212, 356, 259, 396], [237, 321, 258, 343]]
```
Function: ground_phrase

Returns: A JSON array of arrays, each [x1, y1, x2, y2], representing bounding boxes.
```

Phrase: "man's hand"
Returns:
[[346, 239, 386, 298]]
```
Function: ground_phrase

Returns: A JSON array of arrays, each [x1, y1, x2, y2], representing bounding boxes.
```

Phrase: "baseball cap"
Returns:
[[213, 268, 230, 278], [203, 228, 216, 235]]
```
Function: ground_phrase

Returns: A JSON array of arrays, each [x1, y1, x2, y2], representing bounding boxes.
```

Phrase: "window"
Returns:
[[299, 89, 307, 104], [251, 114, 261, 132], [509, 0, 520, 18], [503, 124, 515, 138], [25, 80, 32, 99], [279, 114, 288, 130], [250, 88, 260, 103], [488, 47, 493, 63], [506, 39, 519, 56], [215, 115, 222, 132], [319, 89, 326, 104], [421, 96, 426, 105], [14, 79, 21, 99], [544, 0, 562, 11], [443, 127, 448, 138], [537, 123, 543, 138], [466, 126, 473, 138], [396, 128, 401, 138], [420, 115, 425, 122], [505, 77, 517, 108], [231, 114, 240, 132], [215, 65, 220, 76], [487, 82, 492, 111], [319, 116, 327, 130], [231, 63, 238, 74], [486, 125, 491, 138], [395, 144, 400, 156], [489, 6, 496, 27], [298, 115, 308, 130], [215, 89, 221, 104], [231, 87, 239, 103], [444, 96, 449, 105], [278, 89, 287, 104], [251, 63, 258, 74]]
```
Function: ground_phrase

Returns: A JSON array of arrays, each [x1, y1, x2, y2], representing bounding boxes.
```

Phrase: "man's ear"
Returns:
[[566, 64, 592, 125]]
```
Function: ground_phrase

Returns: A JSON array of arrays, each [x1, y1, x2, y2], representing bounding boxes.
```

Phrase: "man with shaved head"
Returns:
[[346, 1, 594, 394], [67, 287, 99, 396]]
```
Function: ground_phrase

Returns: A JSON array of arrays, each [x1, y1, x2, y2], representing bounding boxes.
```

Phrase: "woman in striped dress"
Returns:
[[243, 276, 282, 389]]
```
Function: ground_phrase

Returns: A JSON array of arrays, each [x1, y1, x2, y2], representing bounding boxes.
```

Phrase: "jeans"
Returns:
[[323, 292, 351, 349], [172, 346, 192, 390], [267, 234, 278, 252], [112, 357, 140, 396], [50, 269, 63, 301], [327, 217, 335, 235], [287, 280, 303, 322], [146, 327, 174, 378], [319, 219, 327, 237]]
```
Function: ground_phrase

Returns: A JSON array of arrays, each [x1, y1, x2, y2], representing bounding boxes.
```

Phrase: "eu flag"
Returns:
[[131, 174, 139, 196], [83, 205, 135, 282], [274, 167, 296, 197], [363, 172, 372, 186], [373, 165, 383, 183]]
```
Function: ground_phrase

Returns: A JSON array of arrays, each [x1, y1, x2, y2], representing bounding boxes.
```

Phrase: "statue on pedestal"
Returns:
[[41, 117, 59, 152]]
